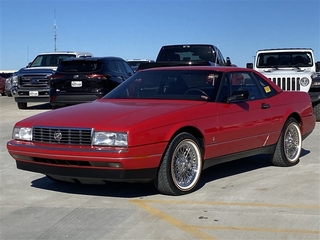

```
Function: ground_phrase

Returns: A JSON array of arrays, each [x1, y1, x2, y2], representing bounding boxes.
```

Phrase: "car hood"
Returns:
[[257, 68, 313, 77], [17, 99, 209, 131], [17, 67, 57, 75]]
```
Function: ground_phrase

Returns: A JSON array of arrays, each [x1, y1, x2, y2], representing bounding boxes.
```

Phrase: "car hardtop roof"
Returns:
[[161, 44, 218, 48], [37, 51, 92, 56], [60, 56, 124, 62], [257, 48, 313, 52], [127, 59, 153, 61], [141, 65, 248, 72]]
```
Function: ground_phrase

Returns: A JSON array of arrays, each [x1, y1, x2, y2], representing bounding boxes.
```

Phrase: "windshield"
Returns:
[[30, 54, 77, 67], [104, 69, 221, 101], [256, 51, 313, 68], [58, 60, 103, 72], [157, 45, 216, 62], [127, 61, 150, 67]]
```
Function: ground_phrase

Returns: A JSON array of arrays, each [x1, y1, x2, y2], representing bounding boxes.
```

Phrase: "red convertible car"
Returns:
[[7, 66, 316, 195]]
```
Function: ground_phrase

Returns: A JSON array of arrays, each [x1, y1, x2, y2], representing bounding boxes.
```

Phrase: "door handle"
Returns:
[[261, 103, 270, 109]]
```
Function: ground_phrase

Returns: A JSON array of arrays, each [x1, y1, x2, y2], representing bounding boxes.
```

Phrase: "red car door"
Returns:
[[211, 71, 274, 158]]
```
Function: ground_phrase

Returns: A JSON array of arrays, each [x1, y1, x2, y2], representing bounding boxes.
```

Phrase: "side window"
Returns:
[[108, 61, 118, 72], [216, 48, 226, 65], [229, 72, 264, 100], [216, 72, 266, 102], [253, 72, 278, 98], [115, 60, 126, 74], [122, 61, 134, 76]]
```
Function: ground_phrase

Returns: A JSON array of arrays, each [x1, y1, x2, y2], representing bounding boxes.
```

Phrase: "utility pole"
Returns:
[[54, 9, 57, 52]]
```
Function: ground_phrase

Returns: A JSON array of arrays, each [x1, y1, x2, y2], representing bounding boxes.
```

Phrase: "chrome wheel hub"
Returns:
[[172, 140, 200, 190], [284, 123, 301, 161]]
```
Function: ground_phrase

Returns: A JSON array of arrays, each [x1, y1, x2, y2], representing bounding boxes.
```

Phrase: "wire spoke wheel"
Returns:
[[171, 140, 201, 190], [271, 118, 302, 167], [155, 133, 202, 195], [284, 122, 301, 162]]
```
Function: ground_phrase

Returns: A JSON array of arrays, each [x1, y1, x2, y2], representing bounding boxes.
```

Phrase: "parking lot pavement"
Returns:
[[0, 96, 319, 240]]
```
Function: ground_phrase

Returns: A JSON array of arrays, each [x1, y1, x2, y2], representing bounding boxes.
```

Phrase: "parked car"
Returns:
[[137, 44, 232, 71], [4, 71, 17, 97], [0, 76, 5, 96], [49, 56, 134, 108], [0, 71, 16, 96], [127, 59, 154, 72], [7, 66, 316, 195]]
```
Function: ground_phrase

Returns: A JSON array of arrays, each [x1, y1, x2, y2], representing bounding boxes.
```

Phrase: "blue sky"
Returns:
[[0, 0, 319, 70]]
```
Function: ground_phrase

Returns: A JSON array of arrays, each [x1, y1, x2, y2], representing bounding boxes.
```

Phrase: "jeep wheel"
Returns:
[[271, 118, 301, 167], [17, 102, 27, 109], [154, 133, 202, 195], [313, 102, 320, 121]]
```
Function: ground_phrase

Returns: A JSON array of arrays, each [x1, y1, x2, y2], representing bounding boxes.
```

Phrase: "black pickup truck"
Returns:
[[137, 44, 232, 71]]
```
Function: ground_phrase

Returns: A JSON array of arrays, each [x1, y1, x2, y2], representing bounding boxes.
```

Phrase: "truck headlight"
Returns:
[[299, 77, 310, 87], [92, 132, 128, 147], [13, 127, 33, 141], [12, 75, 18, 86]]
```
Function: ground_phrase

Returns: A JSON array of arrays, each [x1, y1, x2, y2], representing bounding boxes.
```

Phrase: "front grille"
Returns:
[[269, 77, 300, 91], [33, 127, 92, 145], [20, 75, 49, 87]]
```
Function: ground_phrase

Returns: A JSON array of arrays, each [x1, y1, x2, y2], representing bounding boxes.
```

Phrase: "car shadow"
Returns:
[[31, 151, 311, 198], [25, 103, 52, 110], [31, 177, 159, 198]]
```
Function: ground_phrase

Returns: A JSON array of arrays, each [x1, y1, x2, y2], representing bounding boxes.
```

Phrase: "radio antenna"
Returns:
[[53, 9, 57, 52]]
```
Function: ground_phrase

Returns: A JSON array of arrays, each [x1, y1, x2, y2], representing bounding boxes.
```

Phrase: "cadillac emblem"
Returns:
[[53, 131, 62, 141]]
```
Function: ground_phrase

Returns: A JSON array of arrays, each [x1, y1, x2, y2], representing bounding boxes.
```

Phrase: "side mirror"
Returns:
[[227, 90, 249, 103], [26, 62, 32, 68], [226, 57, 231, 66], [315, 61, 320, 72], [246, 63, 253, 69]]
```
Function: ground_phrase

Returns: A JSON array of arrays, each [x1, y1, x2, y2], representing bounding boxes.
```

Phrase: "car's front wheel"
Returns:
[[155, 133, 203, 195], [271, 118, 302, 167]]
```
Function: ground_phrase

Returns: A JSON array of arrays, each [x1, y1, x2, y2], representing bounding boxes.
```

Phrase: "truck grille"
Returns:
[[269, 77, 300, 91], [20, 75, 49, 87], [33, 127, 92, 145]]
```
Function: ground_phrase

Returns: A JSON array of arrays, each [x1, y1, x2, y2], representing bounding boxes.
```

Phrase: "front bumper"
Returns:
[[7, 140, 166, 182], [16, 161, 158, 183], [12, 87, 50, 102]]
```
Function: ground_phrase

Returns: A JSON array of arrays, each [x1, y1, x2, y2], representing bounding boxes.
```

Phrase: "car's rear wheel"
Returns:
[[155, 133, 202, 195], [17, 102, 27, 109], [271, 118, 302, 167]]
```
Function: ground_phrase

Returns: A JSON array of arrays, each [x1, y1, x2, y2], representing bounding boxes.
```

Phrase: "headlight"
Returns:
[[12, 75, 18, 86], [13, 127, 32, 141], [92, 132, 128, 147], [299, 77, 310, 87]]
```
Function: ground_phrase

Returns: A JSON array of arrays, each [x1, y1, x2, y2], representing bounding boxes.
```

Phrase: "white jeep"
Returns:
[[247, 48, 320, 120]]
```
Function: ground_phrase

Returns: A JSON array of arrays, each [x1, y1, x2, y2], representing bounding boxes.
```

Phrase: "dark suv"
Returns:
[[49, 57, 134, 108]]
